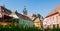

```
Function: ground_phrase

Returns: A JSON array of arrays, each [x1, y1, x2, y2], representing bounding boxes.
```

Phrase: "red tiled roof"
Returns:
[[11, 12, 32, 21], [46, 4, 60, 18], [0, 6, 12, 15]]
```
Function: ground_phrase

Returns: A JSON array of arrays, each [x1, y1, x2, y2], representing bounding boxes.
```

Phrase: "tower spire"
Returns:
[[23, 6, 27, 15], [15, 10, 17, 12]]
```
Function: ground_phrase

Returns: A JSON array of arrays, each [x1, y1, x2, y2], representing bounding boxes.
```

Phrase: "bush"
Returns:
[[0, 23, 41, 31], [44, 28, 60, 31], [0, 19, 42, 31], [50, 28, 60, 31]]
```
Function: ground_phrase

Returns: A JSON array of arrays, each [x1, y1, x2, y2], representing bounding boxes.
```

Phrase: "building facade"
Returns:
[[43, 5, 60, 28]]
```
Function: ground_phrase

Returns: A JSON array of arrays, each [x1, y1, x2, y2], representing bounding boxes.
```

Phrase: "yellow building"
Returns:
[[27, 14, 43, 28]]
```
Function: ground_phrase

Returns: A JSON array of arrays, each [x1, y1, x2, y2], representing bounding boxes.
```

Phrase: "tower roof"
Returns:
[[23, 7, 27, 12]]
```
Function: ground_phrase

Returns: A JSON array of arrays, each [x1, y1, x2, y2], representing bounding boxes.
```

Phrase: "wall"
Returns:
[[43, 14, 59, 28]]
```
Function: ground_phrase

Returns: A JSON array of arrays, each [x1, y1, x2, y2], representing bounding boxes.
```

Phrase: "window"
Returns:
[[53, 16, 54, 21], [57, 24, 59, 28], [53, 24, 55, 28], [56, 16, 58, 20]]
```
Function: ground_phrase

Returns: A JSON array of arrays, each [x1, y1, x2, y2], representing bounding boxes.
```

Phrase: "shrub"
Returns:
[[0, 23, 41, 31], [44, 28, 60, 31]]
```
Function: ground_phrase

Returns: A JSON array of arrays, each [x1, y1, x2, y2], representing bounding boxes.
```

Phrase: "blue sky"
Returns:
[[0, 0, 60, 17]]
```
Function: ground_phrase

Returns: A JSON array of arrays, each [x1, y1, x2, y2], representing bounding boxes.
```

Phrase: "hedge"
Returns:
[[44, 28, 60, 31], [0, 23, 42, 31]]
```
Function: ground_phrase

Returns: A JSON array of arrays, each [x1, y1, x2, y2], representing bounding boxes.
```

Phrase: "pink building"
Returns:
[[43, 5, 60, 28]]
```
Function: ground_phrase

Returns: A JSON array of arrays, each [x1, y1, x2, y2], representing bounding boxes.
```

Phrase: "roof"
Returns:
[[10, 11, 32, 21], [34, 18, 41, 22], [46, 4, 60, 17], [27, 14, 43, 22], [27, 14, 35, 21], [0, 6, 12, 15]]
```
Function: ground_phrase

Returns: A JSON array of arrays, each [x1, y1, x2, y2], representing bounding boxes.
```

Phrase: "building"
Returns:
[[43, 4, 60, 28], [10, 10, 32, 21], [27, 14, 43, 28], [0, 6, 13, 25], [0, 5, 43, 28]]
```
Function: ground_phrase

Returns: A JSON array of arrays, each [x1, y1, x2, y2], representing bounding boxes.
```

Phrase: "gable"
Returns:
[[0, 6, 12, 15], [34, 18, 40, 23], [46, 4, 60, 18]]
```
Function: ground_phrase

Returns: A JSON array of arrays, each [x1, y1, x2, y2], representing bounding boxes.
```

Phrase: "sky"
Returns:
[[0, 0, 60, 17]]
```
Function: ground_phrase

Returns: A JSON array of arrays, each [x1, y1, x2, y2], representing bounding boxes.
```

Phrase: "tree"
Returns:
[[32, 14, 41, 21]]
